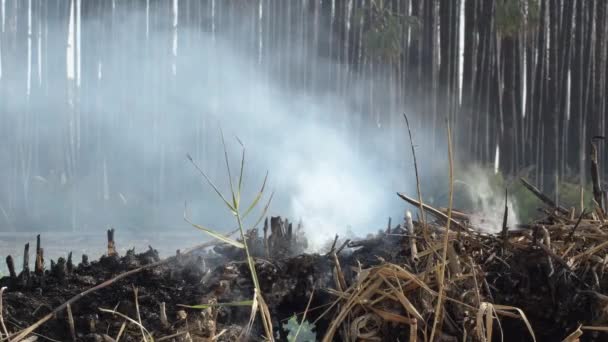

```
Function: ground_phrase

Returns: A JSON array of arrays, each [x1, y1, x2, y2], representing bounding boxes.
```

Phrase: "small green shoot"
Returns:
[[186, 134, 275, 341], [283, 316, 316, 342]]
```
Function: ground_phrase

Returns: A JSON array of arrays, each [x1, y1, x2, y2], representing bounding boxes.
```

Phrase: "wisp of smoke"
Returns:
[[459, 166, 519, 234]]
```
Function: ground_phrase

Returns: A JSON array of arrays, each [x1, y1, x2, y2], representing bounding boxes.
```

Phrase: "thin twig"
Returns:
[[5, 318, 62, 342], [293, 288, 315, 342], [403, 114, 427, 233], [567, 209, 587, 241], [98, 308, 154, 341], [396, 193, 466, 231], [327, 235, 339, 255], [430, 119, 455, 341], [132, 286, 147, 342], [115, 321, 126, 342], [520, 178, 569, 214]]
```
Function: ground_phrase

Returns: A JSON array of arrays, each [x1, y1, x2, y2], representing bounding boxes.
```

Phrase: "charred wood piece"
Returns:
[[52, 257, 67, 282], [107, 229, 117, 256], [591, 137, 605, 211], [263, 217, 269, 258], [22, 243, 30, 274], [67, 252, 74, 273], [6, 255, 16, 278], [81, 254, 89, 267], [35, 235, 44, 275]]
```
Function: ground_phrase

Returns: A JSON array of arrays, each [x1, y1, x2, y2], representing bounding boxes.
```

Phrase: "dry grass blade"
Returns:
[[115, 321, 127, 342], [475, 302, 496, 342], [98, 308, 154, 341], [580, 325, 608, 331], [493, 304, 536, 341], [0, 287, 9, 341], [322, 276, 384, 342], [572, 239, 608, 261], [562, 325, 583, 342], [257, 293, 274, 341], [379, 275, 424, 322], [369, 307, 414, 324], [132, 286, 148, 342], [410, 318, 418, 342], [293, 289, 315, 342], [3, 320, 63, 342], [430, 120, 455, 342], [378, 265, 433, 293], [241, 290, 259, 340], [212, 329, 227, 341], [66, 304, 76, 342]]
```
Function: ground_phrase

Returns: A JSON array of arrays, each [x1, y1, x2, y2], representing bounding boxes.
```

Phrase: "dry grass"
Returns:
[[317, 178, 608, 341]]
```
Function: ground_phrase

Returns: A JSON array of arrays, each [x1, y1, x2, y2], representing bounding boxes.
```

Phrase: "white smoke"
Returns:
[[286, 159, 385, 249], [459, 166, 519, 234], [0, 4, 420, 245]]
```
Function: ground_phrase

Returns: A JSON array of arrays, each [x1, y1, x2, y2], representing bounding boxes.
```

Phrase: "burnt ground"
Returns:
[[0, 215, 607, 341], [0, 220, 339, 341]]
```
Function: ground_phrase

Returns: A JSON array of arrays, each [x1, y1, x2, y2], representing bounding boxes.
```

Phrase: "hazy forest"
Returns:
[[0, 0, 607, 233], [3, 1, 608, 341]]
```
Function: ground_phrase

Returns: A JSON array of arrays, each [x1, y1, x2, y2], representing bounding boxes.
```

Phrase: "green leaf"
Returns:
[[252, 191, 275, 230], [242, 171, 269, 219], [179, 300, 254, 309], [188, 221, 245, 249], [219, 128, 238, 210], [186, 154, 236, 214], [236, 137, 245, 209]]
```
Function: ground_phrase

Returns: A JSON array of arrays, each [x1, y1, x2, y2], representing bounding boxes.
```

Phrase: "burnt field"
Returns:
[[1, 189, 608, 342], [2, 0, 608, 341]]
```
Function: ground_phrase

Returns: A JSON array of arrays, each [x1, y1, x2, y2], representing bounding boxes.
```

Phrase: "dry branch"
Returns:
[[520, 178, 569, 214], [396, 192, 466, 231]]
